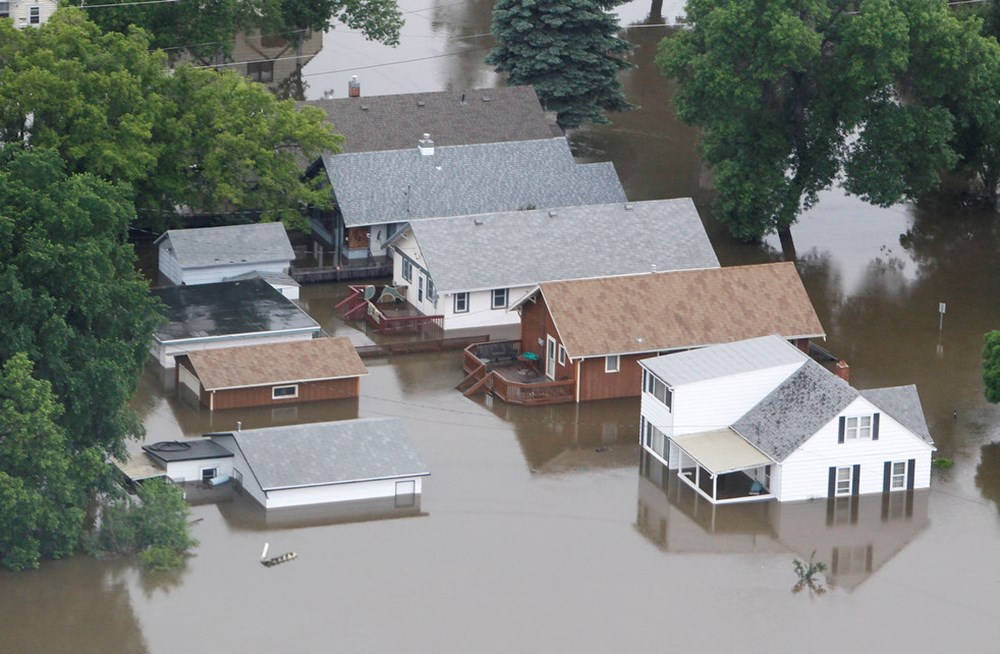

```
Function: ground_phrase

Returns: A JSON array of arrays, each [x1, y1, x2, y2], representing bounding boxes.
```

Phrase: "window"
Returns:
[[845, 415, 872, 440], [453, 292, 469, 313], [272, 385, 299, 399], [491, 288, 508, 309], [29, 6, 39, 24], [891, 461, 906, 490], [558, 345, 566, 366], [605, 355, 620, 373], [201, 467, 218, 482], [836, 466, 853, 496], [426, 278, 436, 302], [0, 3, 10, 19], [417, 276, 424, 302], [643, 420, 668, 462], [645, 374, 672, 410], [247, 61, 274, 83], [402, 258, 413, 282]]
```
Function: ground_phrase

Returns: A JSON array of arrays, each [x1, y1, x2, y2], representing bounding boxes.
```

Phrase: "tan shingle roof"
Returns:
[[539, 262, 825, 359], [186, 338, 368, 390]]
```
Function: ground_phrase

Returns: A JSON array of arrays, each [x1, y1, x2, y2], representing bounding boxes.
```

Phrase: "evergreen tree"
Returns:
[[487, 0, 635, 129], [984, 330, 1000, 404]]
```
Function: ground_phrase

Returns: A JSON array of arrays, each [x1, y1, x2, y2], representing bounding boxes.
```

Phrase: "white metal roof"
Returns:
[[671, 428, 773, 475], [640, 335, 806, 386]]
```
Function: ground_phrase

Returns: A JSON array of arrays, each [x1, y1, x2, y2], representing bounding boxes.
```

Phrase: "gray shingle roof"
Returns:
[[732, 359, 859, 462], [303, 86, 559, 153], [640, 335, 807, 387], [324, 138, 626, 228], [151, 278, 319, 343], [155, 223, 294, 269], [214, 418, 428, 490], [861, 385, 934, 446], [400, 199, 719, 293]]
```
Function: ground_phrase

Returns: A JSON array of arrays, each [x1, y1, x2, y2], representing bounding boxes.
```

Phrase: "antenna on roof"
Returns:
[[460, 92, 467, 104]]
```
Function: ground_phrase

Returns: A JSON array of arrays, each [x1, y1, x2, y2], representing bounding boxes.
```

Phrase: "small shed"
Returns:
[[150, 278, 321, 368], [210, 418, 429, 509], [177, 337, 368, 411], [140, 440, 235, 483], [155, 222, 295, 286]]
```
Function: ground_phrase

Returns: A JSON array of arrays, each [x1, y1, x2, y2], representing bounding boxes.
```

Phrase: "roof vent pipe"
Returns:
[[348, 75, 361, 98], [418, 133, 434, 156], [237, 420, 242, 432]]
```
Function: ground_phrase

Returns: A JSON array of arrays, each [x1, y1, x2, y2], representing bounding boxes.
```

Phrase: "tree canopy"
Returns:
[[487, 0, 635, 129], [0, 10, 341, 227], [658, 0, 997, 242], [984, 330, 1000, 404]]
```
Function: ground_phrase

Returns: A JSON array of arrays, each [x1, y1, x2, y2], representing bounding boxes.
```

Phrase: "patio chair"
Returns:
[[379, 285, 406, 303], [362, 285, 376, 301]]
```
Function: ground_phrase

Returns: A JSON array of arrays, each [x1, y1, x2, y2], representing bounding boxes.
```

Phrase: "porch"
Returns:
[[458, 340, 575, 406], [671, 429, 776, 504], [335, 284, 444, 336]]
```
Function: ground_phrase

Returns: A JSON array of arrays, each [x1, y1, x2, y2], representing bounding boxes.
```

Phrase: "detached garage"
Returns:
[[176, 337, 368, 410]]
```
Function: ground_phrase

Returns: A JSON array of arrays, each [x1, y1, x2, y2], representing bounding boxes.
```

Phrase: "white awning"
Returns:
[[672, 429, 772, 475]]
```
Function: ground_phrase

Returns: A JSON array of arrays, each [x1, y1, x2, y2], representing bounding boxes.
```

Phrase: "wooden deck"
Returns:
[[459, 341, 575, 406]]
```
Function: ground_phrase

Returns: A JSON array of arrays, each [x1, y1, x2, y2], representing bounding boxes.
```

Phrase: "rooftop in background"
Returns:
[[211, 418, 429, 490], [303, 86, 560, 153], [640, 335, 807, 387], [323, 137, 626, 228], [396, 199, 720, 293], [185, 337, 368, 391], [151, 278, 320, 343], [142, 440, 234, 464], [154, 223, 294, 269]]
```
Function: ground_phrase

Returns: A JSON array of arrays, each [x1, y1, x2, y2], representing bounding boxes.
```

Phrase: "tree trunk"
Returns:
[[649, 0, 664, 23], [778, 226, 797, 261]]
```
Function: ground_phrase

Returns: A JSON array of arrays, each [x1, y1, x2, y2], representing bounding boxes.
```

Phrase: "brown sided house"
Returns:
[[177, 338, 368, 411], [462, 262, 825, 404]]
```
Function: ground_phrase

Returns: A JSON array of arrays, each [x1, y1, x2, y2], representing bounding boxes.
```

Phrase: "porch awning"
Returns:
[[672, 429, 772, 475]]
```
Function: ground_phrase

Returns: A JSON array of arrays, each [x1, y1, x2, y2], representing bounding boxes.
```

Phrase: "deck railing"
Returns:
[[460, 341, 575, 406]]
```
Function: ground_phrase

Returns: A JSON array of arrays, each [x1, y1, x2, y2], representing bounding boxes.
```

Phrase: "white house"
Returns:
[[140, 440, 235, 484], [209, 418, 429, 510], [155, 222, 295, 287], [1, 1, 58, 28], [638, 335, 935, 504], [385, 199, 721, 330]]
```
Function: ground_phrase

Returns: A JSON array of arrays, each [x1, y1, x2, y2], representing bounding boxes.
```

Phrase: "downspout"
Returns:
[[574, 359, 581, 403], [210, 390, 214, 412]]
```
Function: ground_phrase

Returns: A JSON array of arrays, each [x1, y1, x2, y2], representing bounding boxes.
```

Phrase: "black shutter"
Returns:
[[838, 417, 846, 443], [828, 466, 837, 498], [872, 413, 880, 440], [852, 464, 861, 496], [907, 458, 916, 490], [883, 461, 892, 493]]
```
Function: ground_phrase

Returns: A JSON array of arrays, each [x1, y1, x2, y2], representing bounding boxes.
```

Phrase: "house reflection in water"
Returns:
[[217, 492, 425, 531], [636, 452, 929, 591], [975, 442, 1000, 513]]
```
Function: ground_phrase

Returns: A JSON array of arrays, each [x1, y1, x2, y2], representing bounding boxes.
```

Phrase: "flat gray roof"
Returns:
[[401, 199, 720, 293], [151, 279, 319, 343], [640, 335, 806, 387], [142, 440, 234, 464], [155, 222, 293, 269], [212, 418, 429, 491], [323, 138, 626, 228]]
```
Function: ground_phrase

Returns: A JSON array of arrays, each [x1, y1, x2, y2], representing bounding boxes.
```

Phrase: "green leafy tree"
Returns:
[[656, 0, 986, 243], [487, 0, 635, 129], [0, 354, 100, 570], [0, 147, 162, 458], [984, 330, 1000, 403]]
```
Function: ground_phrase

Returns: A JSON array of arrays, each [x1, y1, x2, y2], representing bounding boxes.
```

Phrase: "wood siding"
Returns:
[[206, 377, 360, 411], [578, 354, 645, 402], [519, 295, 574, 382]]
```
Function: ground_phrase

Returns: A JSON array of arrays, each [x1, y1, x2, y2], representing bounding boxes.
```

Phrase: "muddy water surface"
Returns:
[[3, 1, 1000, 651]]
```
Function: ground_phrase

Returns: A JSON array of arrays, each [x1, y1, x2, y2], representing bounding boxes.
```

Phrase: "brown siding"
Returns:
[[208, 377, 360, 411], [578, 353, 645, 402], [519, 294, 574, 382], [347, 227, 369, 250]]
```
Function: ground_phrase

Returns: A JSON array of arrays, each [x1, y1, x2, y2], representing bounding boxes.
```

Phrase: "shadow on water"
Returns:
[[636, 452, 930, 592], [975, 442, 1000, 514], [216, 492, 426, 531]]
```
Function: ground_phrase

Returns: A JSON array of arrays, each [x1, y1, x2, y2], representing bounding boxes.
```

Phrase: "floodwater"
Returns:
[[3, 1, 1000, 651]]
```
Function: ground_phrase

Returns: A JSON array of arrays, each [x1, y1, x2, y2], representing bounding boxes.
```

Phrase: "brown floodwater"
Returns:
[[3, 1, 1000, 651]]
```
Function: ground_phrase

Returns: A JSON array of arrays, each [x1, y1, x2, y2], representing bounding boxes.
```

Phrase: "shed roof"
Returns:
[[155, 222, 294, 269], [671, 428, 774, 474], [860, 385, 934, 446], [151, 278, 320, 343], [398, 199, 719, 293], [142, 439, 234, 464], [186, 337, 367, 390], [323, 138, 626, 228], [303, 86, 558, 153], [211, 418, 429, 491], [536, 262, 825, 359], [732, 359, 859, 462], [640, 335, 807, 387]]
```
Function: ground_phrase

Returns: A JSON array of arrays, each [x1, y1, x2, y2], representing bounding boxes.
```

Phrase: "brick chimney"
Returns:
[[835, 360, 850, 383], [348, 75, 360, 98]]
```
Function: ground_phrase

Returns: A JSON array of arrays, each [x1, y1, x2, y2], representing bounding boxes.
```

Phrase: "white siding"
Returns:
[[163, 457, 234, 484], [158, 239, 183, 285], [179, 261, 290, 286], [151, 331, 317, 368], [777, 397, 934, 502], [265, 477, 424, 509], [7, 1, 58, 28], [346, 222, 394, 259], [177, 364, 201, 395], [213, 435, 268, 507]]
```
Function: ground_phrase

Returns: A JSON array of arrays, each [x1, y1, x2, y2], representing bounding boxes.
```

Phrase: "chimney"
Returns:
[[348, 75, 361, 98], [835, 360, 850, 383], [418, 133, 434, 156]]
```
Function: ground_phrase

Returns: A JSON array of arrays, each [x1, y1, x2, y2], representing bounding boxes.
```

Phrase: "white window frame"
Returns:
[[29, 5, 40, 24], [426, 278, 436, 302], [646, 374, 672, 410], [453, 292, 469, 313], [605, 354, 620, 373], [557, 345, 566, 366], [200, 466, 218, 481], [402, 258, 413, 282], [845, 415, 872, 440], [272, 384, 299, 400], [891, 461, 907, 490], [836, 466, 853, 496], [491, 288, 508, 309]]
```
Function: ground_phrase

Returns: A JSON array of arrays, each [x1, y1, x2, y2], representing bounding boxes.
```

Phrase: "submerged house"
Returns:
[[150, 278, 321, 368], [155, 222, 295, 288], [384, 198, 720, 330], [462, 262, 825, 404], [176, 337, 368, 411], [210, 418, 429, 509], [2, 1, 58, 27], [638, 335, 935, 504], [307, 137, 625, 263], [140, 440, 235, 484]]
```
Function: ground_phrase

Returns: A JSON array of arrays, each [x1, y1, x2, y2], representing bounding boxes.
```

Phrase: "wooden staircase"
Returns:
[[456, 362, 489, 396]]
